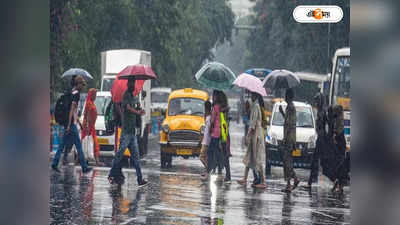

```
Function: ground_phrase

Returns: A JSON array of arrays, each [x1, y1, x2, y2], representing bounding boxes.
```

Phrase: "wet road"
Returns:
[[50, 123, 351, 225]]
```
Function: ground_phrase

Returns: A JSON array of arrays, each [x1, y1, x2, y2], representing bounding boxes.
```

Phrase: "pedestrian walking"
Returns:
[[200, 101, 212, 178], [108, 79, 148, 187], [279, 88, 300, 192], [330, 105, 347, 195], [237, 92, 266, 189], [81, 88, 104, 166], [51, 75, 93, 174], [62, 75, 79, 165], [205, 90, 222, 177], [219, 91, 231, 182], [306, 93, 328, 190]]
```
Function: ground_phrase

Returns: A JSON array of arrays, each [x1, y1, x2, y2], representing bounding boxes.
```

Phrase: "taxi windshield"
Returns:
[[168, 98, 205, 116]]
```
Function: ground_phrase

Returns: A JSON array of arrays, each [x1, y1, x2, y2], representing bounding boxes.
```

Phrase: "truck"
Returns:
[[100, 49, 152, 157]]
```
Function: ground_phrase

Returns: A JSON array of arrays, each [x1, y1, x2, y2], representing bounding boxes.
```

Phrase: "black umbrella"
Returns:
[[262, 69, 300, 90]]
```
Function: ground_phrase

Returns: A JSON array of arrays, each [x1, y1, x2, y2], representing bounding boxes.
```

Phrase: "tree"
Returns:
[[246, 0, 350, 102], [50, 0, 235, 103]]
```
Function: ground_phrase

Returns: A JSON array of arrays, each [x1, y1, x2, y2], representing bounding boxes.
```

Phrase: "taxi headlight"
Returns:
[[200, 125, 205, 135], [162, 124, 170, 134]]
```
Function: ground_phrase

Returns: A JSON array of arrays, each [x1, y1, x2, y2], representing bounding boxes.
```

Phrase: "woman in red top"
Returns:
[[81, 88, 103, 166]]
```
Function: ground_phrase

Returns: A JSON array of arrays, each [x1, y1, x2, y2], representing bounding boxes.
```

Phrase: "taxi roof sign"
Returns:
[[184, 88, 192, 93]]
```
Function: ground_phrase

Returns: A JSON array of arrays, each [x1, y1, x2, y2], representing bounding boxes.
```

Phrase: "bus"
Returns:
[[329, 47, 351, 151]]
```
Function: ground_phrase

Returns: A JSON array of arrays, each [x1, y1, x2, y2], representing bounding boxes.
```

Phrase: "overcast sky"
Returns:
[[229, 0, 256, 17]]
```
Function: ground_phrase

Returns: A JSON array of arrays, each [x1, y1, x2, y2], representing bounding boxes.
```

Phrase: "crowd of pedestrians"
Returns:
[[199, 88, 349, 194]]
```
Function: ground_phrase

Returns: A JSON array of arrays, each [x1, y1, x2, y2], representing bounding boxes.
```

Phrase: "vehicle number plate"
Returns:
[[177, 149, 192, 155], [292, 149, 301, 157], [98, 138, 109, 145]]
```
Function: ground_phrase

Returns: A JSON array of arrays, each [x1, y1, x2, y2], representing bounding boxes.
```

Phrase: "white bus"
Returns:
[[329, 47, 351, 151]]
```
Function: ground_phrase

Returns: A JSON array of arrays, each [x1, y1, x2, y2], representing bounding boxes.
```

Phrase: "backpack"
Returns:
[[220, 112, 228, 143], [54, 92, 72, 126]]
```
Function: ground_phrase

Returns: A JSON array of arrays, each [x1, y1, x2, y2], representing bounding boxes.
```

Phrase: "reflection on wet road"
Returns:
[[50, 123, 351, 225]]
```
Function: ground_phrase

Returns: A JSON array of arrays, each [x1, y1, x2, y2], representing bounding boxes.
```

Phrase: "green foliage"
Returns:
[[50, 0, 234, 103]]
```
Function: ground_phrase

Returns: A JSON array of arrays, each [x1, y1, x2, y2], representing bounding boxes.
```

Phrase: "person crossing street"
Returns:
[[279, 88, 300, 193], [108, 78, 148, 187], [51, 75, 93, 174]]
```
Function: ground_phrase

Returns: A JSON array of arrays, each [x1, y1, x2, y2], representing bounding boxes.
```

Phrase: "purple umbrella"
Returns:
[[232, 73, 267, 96]]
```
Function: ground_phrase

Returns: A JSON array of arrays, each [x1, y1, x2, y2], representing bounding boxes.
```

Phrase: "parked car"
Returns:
[[159, 88, 209, 168], [265, 101, 317, 169]]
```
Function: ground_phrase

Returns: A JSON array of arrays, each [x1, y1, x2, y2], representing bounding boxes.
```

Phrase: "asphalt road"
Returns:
[[50, 122, 351, 225]]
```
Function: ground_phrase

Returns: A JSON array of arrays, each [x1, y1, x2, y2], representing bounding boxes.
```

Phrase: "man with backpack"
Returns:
[[51, 75, 93, 174]]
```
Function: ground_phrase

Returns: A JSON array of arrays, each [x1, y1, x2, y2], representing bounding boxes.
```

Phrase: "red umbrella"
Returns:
[[111, 64, 157, 103], [118, 64, 156, 80], [111, 77, 145, 103]]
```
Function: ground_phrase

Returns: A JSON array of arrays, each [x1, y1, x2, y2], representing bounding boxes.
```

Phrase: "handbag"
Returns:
[[82, 135, 95, 162]]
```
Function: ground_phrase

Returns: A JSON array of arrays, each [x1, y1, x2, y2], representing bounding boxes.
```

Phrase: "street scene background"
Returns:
[[50, 0, 351, 224]]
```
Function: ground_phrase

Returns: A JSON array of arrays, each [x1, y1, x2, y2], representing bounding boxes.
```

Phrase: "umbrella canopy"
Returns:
[[195, 62, 236, 90], [262, 69, 300, 89], [118, 64, 157, 80], [61, 68, 93, 80], [232, 73, 267, 96], [111, 75, 146, 103]]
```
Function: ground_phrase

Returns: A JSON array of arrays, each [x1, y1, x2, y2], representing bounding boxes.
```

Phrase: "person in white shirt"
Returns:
[[200, 101, 212, 178]]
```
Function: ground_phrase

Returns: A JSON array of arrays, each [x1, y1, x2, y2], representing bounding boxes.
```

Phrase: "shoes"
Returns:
[[237, 179, 247, 185], [82, 167, 93, 174], [281, 185, 292, 193], [224, 177, 231, 183], [253, 183, 266, 189], [292, 178, 300, 191], [138, 179, 149, 188], [200, 174, 209, 181], [51, 165, 61, 173]]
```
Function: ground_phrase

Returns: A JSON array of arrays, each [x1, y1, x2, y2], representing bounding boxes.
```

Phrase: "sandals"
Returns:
[[237, 179, 247, 185], [292, 178, 300, 191], [253, 183, 266, 189]]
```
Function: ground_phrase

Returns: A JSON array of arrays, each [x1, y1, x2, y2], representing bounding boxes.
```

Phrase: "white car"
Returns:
[[265, 101, 317, 169], [151, 87, 171, 114], [81, 91, 115, 157]]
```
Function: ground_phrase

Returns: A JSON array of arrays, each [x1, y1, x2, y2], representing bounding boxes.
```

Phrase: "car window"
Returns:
[[168, 98, 205, 116], [151, 92, 169, 103], [102, 78, 115, 92], [272, 105, 314, 128], [94, 96, 112, 116]]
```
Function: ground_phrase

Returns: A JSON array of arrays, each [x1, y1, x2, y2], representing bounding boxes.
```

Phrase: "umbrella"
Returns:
[[111, 75, 146, 103], [195, 62, 236, 90], [118, 64, 157, 80], [232, 73, 267, 96], [262, 69, 300, 89], [61, 68, 93, 80]]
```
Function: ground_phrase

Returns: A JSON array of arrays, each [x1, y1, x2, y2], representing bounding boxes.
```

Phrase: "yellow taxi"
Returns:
[[159, 88, 209, 168]]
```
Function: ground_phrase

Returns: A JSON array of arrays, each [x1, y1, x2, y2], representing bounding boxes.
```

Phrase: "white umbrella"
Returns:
[[61, 68, 93, 80]]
